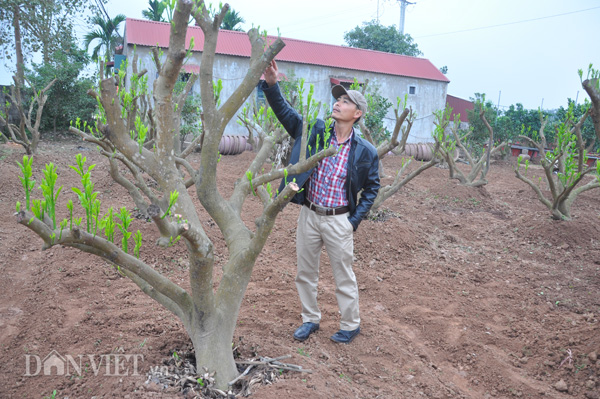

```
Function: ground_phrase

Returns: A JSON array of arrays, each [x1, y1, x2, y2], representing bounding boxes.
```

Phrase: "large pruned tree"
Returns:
[[367, 99, 440, 212], [436, 102, 508, 187], [16, 0, 339, 389], [0, 75, 56, 154], [514, 70, 600, 220], [581, 65, 600, 143]]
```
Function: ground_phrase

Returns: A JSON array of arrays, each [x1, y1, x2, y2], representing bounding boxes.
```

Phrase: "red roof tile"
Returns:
[[446, 94, 473, 123], [182, 64, 200, 74], [125, 18, 450, 83]]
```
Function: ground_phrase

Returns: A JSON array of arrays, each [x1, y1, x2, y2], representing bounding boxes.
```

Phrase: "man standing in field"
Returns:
[[262, 60, 380, 344]]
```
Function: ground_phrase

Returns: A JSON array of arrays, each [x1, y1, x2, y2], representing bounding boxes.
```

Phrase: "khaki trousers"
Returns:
[[295, 205, 360, 330]]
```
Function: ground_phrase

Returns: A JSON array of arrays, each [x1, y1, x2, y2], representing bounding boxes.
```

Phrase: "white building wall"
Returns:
[[124, 45, 448, 143]]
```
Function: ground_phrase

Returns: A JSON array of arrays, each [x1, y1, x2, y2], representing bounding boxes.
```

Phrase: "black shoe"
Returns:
[[293, 322, 319, 341], [330, 327, 360, 344]]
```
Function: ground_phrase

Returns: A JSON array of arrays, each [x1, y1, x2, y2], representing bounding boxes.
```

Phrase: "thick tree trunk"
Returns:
[[12, 5, 25, 87], [31, 132, 39, 154], [582, 78, 600, 140], [184, 311, 239, 385]]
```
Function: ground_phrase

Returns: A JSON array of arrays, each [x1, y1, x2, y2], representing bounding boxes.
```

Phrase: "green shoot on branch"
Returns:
[[101, 207, 116, 243], [134, 115, 148, 153], [66, 199, 74, 230], [266, 182, 273, 198], [32, 199, 46, 220], [91, 199, 101, 237], [17, 155, 35, 211], [168, 235, 181, 247], [58, 219, 68, 240], [134, 230, 142, 259], [40, 163, 62, 229], [69, 154, 98, 233], [246, 171, 256, 196], [116, 207, 133, 253], [213, 79, 223, 107], [162, 190, 179, 219]]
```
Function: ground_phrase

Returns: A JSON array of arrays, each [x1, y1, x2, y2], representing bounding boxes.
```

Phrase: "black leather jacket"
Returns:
[[262, 82, 380, 230]]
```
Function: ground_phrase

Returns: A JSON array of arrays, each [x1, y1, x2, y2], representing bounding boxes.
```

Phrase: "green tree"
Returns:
[[555, 99, 597, 151], [26, 41, 97, 133], [344, 20, 422, 56], [18, 1, 293, 388], [467, 93, 497, 147], [0, 0, 93, 86], [220, 7, 244, 31], [495, 103, 543, 144], [83, 13, 126, 62], [142, 0, 166, 22]]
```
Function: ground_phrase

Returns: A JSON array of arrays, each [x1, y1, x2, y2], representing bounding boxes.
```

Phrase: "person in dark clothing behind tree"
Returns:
[[262, 60, 380, 344]]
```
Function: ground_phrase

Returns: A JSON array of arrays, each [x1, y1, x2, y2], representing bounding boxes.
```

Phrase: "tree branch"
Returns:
[[17, 210, 192, 312]]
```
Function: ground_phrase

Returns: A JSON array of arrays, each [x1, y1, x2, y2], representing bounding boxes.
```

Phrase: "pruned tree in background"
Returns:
[[15, 0, 340, 389], [238, 100, 289, 166], [515, 69, 600, 220], [0, 76, 55, 154], [435, 102, 508, 187], [368, 98, 440, 212]]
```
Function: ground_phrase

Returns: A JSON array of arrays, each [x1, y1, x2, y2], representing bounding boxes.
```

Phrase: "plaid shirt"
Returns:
[[307, 128, 352, 208]]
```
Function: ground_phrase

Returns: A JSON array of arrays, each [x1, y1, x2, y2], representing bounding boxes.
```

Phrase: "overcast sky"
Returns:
[[2, 0, 599, 111]]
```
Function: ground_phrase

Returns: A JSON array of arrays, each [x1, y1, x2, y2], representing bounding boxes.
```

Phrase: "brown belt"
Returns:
[[304, 200, 349, 216]]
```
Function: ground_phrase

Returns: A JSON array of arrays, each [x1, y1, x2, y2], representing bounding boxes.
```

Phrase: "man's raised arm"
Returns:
[[261, 60, 302, 138]]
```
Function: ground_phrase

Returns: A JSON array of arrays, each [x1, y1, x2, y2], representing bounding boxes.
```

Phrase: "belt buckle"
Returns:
[[314, 205, 328, 216]]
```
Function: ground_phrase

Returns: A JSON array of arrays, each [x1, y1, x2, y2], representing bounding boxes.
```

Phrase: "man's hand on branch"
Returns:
[[264, 60, 278, 87]]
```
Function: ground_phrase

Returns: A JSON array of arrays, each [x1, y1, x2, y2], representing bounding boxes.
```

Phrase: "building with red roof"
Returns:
[[446, 95, 473, 123], [123, 18, 450, 141]]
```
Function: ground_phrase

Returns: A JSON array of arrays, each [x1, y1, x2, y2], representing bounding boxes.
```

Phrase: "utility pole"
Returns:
[[398, 0, 415, 35]]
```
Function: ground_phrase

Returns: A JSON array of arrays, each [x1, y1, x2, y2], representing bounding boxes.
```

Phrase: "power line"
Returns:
[[415, 6, 600, 39]]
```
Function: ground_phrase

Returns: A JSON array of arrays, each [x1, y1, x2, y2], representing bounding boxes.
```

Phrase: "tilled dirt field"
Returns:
[[0, 137, 599, 399]]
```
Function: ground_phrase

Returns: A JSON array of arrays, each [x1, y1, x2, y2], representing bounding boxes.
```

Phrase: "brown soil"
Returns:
[[1, 137, 599, 399]]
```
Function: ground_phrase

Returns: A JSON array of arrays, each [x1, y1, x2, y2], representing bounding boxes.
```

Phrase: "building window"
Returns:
[[409, 85, 416, 95]]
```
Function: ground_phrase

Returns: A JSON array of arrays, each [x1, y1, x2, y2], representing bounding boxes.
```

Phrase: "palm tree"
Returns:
[[142, 0, 165, 22], [220, 8, 245, 31], [83, 14, 126, 62]]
